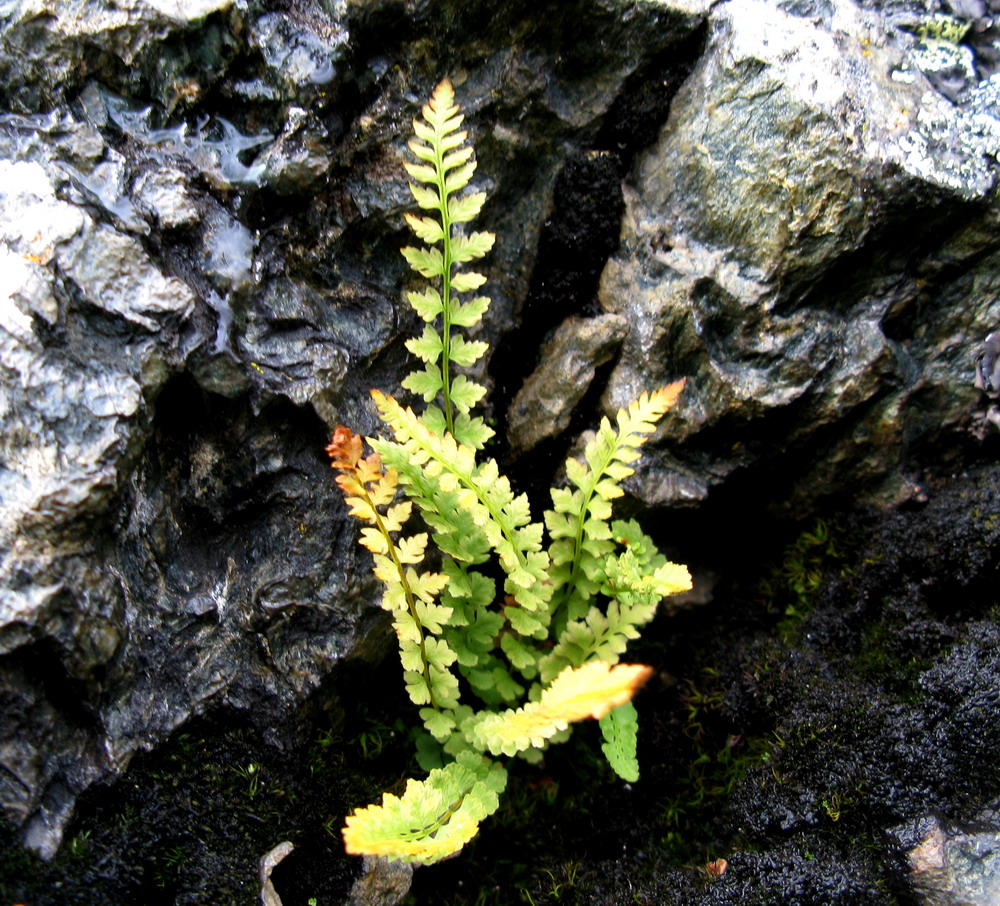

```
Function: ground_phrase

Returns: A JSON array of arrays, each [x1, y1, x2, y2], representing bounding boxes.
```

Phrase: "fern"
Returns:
[[539, 527, 692, 684], [343, 751, 507, 864], [400, 78, 494, 449], [371, 390, 552, 626], [599, 701, 641, 782], [326, 427, 459, 711], [328, 79, 692, 867]]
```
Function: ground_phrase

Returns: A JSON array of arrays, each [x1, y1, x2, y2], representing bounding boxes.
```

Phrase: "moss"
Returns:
[[851, 613, 934, 701], [756, 518, 852, 639]]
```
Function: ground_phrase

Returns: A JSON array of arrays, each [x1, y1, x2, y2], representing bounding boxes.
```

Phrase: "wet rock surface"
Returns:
[[0, 0, 998, 902], [507, 313, 628, 455], [600, 0, 1000, 514]]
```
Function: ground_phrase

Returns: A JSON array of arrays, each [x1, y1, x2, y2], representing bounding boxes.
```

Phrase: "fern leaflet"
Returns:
[[372, 390, 552, 624], [600, 701, 641, 782]]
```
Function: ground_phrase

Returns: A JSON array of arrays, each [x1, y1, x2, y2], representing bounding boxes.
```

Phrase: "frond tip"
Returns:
[[401, 77, 495, 447]]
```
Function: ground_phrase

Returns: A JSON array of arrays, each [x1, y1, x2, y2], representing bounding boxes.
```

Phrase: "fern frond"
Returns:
[[327, 426, 459, 710], [538, 539, 691, 684], [401, 77, 494, 448], [469, 661, 653, 757], [544, 381, 685, 632], [342, 751, 507, 865], [599, 701, 641, 782], [372, 390, 552, 622]]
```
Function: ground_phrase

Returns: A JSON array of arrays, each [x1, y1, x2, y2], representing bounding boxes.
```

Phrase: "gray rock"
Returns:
[[132, 165, 200, 229], [259, 107, 333, 193], [0, 0, 235, 112], [508, 313, 629, 455], [600, 0, 1000, 513], [0, 84, 375, 858], [1, 0, 998, 878], [103, 90, 274, 188], [0, 154, 194, 856], [251, 9, 348, 93], [895, 816, 1000, 906]]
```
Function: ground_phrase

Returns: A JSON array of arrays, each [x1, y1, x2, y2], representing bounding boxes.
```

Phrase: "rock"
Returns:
[[102, 89, 274, 189], [0, 151, 194, 857], [0, 0, 998, 884], [893, 816, 1000, 906], [259, 107, 333, 194], [0, 0, 236, 113], [347, 856, 413, 906], [974, 330, 1000, 433], [0, 76, 373, 858], [507, 313, 628, 455], [132, 164, 201, 229], [599, 0, 1000, 514], [251, 9, 347, 96]]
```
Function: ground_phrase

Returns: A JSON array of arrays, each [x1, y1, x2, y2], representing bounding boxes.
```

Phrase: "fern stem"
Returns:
[[363, 484, 441, 711], [436, 145, 455, 436]]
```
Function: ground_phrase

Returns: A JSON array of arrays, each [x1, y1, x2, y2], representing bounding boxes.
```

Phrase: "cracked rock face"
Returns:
[[0, 0, 998, 868], [0, 117, 379, 857], [598, 0, 1000, 513], [0, 0, 712, 859]]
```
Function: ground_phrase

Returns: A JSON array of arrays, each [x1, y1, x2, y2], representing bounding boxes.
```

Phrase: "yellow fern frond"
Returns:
[[342, 752, 506, 865], [470, 661, 654, 756], [327, 425, 458, 710]]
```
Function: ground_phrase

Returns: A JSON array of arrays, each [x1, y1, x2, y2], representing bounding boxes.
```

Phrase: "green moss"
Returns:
[[757, 518, 851, 638], [851, 614, 932, 702]]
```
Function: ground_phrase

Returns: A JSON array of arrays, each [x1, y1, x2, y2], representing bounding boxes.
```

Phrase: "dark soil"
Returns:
[[404, 463, 1000, 906], [1, 464, 997, 905]]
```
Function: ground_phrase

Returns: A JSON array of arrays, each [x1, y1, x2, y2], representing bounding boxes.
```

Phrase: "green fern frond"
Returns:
[[371, 431, 492, 566], [372, 390, 552, 623], [544, 381, 686, 633], [599, 701, 641, 782], [343, 751, 507, 865], [401, 78, 494, 449]]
